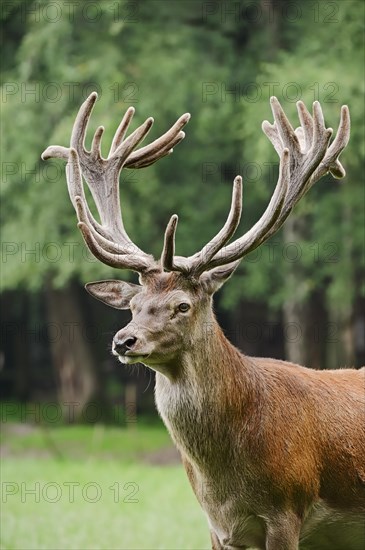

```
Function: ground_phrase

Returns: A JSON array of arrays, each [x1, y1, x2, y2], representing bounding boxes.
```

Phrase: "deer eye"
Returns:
[[178, 302, 190, 313]]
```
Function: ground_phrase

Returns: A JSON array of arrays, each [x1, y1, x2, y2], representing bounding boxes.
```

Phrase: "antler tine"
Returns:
[[111, 117, 154, 159], [90, 126, 105, 160], [262, 121, 283, 156], [161, 215, 181, 272], [125, 113, 191, 169], [296, 100, 313, 151], [311, 104, 350, 182], [41, 145, 70, 160], [270, 97, 301, 158], [310, 102, 333, 164], [261, 98, 314, 158], [329, 105, 351, 159], [109, 106, 135, 155], [66, 148, 105, 236], [41, 94, 97, 161], [187, 176, 243, 275], [128, 130, 187, 169], [206, 149, 289, 269], [70, 92, 98, 160], [77, 219, 152, 272]]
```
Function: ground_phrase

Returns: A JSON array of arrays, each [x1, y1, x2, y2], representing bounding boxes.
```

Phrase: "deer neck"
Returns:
[[154, 317, 256, 468]]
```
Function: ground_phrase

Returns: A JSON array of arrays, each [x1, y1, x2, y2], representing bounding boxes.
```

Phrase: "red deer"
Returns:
[[42, 93, 365, 550]]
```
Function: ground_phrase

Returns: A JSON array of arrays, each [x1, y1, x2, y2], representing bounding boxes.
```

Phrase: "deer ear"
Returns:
[[85, 280, 142, 309], [200, 261, 241, 295]]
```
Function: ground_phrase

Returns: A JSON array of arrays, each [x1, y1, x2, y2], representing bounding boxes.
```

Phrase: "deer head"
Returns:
[[42, 93, 350, 377]]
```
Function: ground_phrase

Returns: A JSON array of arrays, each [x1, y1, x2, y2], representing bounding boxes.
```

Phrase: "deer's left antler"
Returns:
[[163, 97, 350, 275]]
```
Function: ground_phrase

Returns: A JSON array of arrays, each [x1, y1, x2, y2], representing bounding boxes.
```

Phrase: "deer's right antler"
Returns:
[[42, 92, 190, 273]]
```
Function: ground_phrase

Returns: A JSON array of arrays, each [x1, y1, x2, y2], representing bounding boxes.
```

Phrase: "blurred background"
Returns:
[[1, 1, 364, 548]]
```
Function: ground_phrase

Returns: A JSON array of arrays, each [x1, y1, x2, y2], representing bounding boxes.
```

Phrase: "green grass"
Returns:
[[0, 422, 210, 550], [1, 421, 172, 461]]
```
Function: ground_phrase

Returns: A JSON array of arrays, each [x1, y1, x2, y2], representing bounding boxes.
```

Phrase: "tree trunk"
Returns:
[[283, 293, 309, 367], [326, 305, 356, 369], [0, 291, 31, 401], [325, 196, 358, 369], [282, 215, 328, 369], [282, 217, 307, 366], [45, 279, 98, 422]]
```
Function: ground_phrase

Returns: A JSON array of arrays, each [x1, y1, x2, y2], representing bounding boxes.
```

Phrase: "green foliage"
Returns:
[[1, 0, 364, 317], [221, 0, 364, 312]]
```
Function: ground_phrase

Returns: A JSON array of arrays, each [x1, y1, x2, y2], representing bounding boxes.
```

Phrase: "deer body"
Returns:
[[155, 321, 365, 549], [42, 92, 365, 548]]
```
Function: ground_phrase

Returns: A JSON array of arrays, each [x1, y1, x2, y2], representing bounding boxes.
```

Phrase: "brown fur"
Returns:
[[97, 271, 364, 549]]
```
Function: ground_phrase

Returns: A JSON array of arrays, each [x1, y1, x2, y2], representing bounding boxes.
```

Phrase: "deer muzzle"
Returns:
[[113, 336, 137, 356]]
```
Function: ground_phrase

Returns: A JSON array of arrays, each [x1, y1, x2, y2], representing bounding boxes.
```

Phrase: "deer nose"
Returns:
[[113, 336, 137, 356]]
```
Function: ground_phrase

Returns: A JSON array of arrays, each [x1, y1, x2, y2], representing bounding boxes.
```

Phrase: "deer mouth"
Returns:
[[118, 351, 151, 364], [124, 351, 150, 358]]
